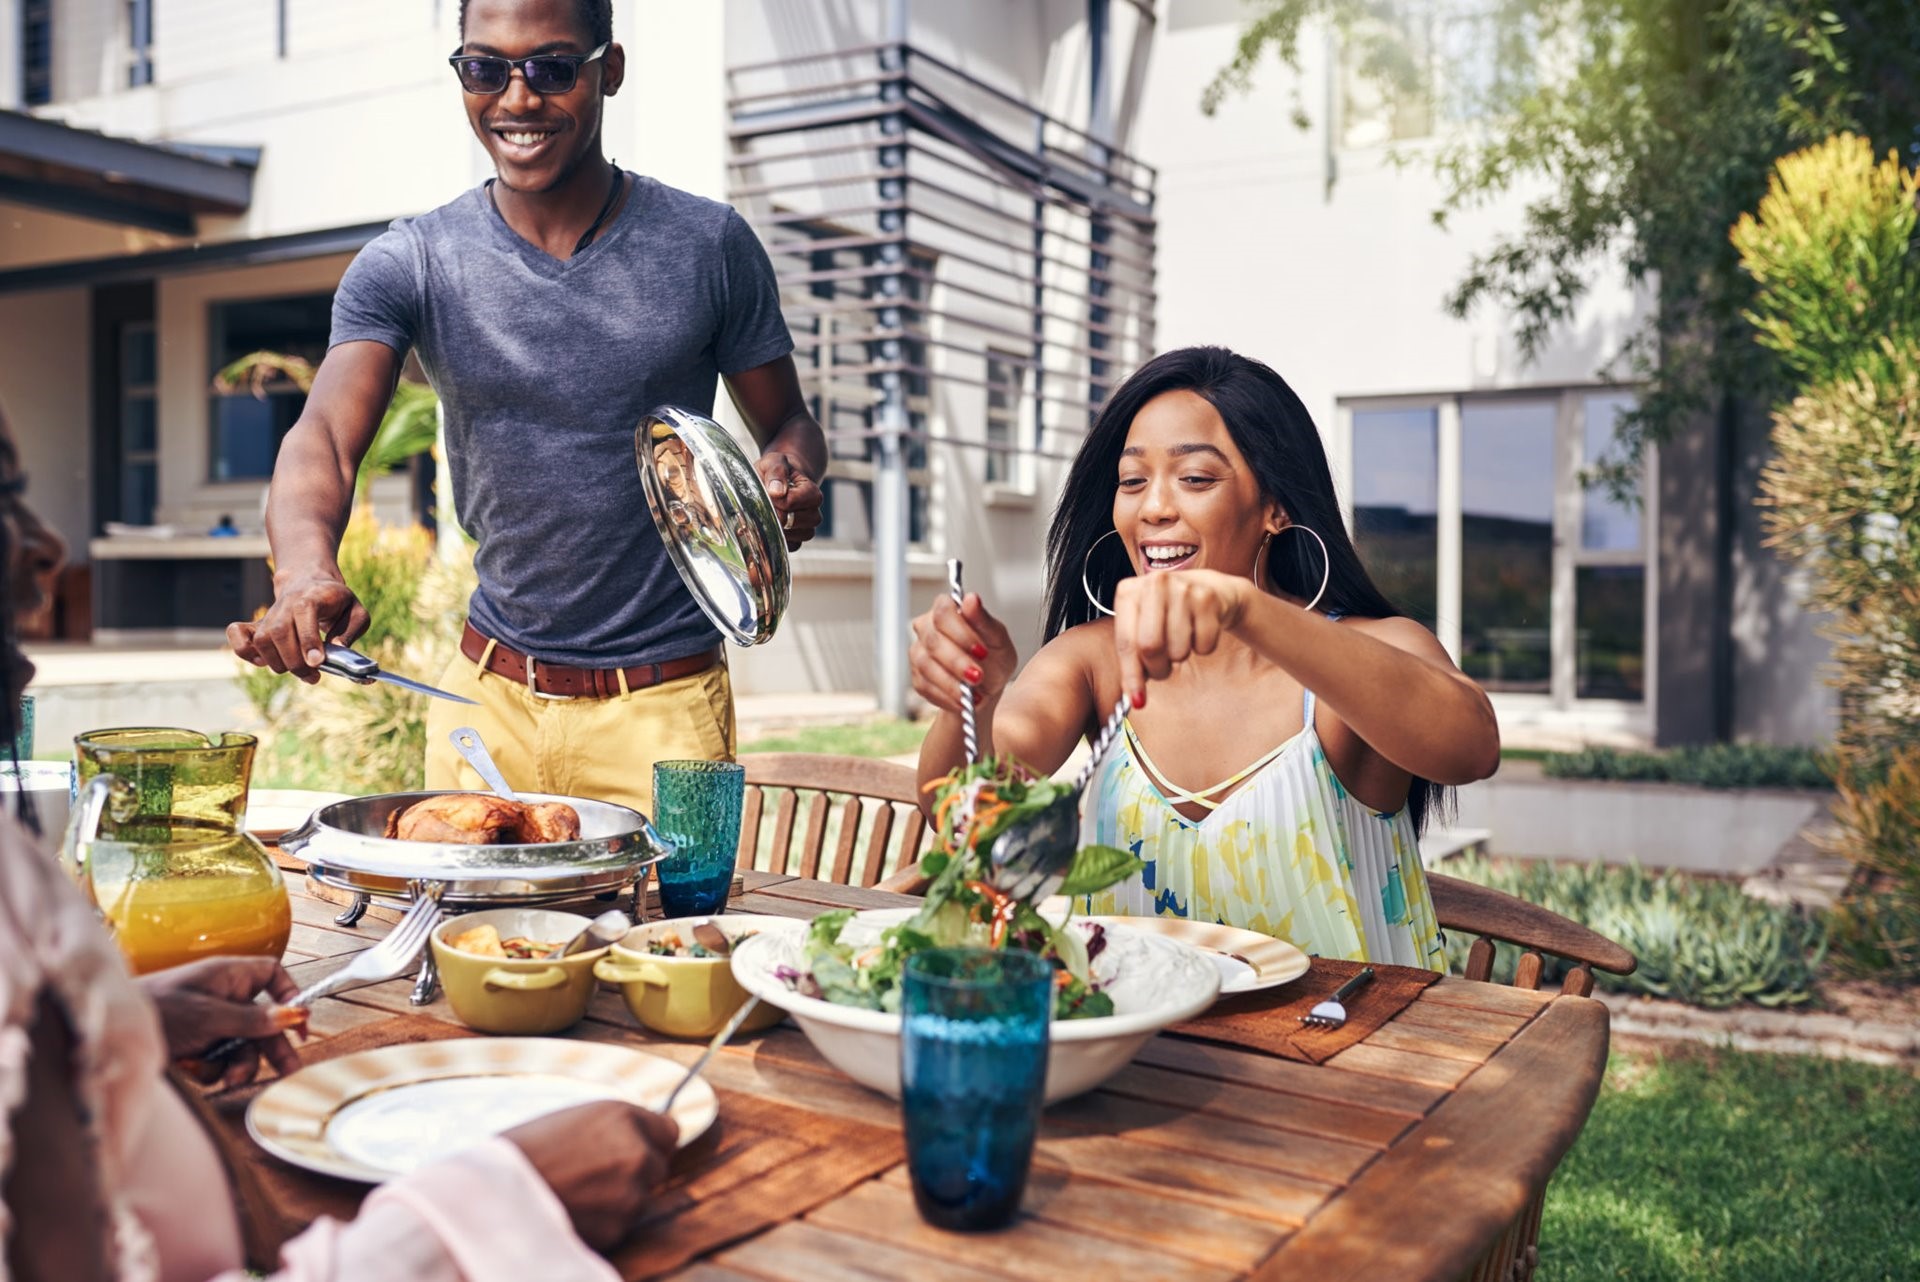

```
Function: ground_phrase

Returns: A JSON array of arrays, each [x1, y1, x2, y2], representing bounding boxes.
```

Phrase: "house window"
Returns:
[[120, 324, 159, 525], [1339, 2, 1513, 149], [22, 0, 53, 106], [126, 0, 154, 87], [1345, 387, 1651, 708], [1460, 399, 1555, 692], [984, 351, 1019, 485], [208, 293, 332, 482], [1350, 406, 1438, 623]]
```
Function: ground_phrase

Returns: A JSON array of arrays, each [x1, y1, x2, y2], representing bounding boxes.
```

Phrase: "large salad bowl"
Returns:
[[730, 908, 1221, 1104]]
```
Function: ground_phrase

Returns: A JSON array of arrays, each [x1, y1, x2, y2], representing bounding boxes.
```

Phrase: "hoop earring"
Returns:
[[1271, 524, 1331, 615], [1081, 528, 1124, 618]]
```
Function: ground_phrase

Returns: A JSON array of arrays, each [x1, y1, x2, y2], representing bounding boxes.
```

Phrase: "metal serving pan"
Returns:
[[279, 791, 675, 907]]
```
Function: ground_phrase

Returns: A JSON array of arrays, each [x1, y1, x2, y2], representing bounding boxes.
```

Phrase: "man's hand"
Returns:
[[755, 451, 824, 551], [505, 1101, 679, 1250], [140, 957, 307, 1090], [228, 574, 370, 683]]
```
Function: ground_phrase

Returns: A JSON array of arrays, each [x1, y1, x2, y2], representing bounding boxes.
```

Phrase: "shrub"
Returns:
[[1540, 743, 1831, 790], [1444, 854, 1827, 1008], [245, 514, 474, 794], [1734, 133, 1920, 977]]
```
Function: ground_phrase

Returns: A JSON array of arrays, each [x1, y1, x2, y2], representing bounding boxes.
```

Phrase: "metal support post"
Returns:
[[872, 27, 912, 718]]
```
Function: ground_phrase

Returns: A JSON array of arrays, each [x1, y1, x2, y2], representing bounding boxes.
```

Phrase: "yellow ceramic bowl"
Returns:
[[595, 915, 793, 1039], [430, 908, 610, 1035]]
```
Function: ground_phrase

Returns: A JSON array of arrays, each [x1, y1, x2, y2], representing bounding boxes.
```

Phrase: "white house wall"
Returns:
[[0, 287, 91, 554]]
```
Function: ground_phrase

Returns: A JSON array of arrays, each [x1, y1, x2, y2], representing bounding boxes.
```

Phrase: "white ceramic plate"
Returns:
[[247, 1038, 717, 1183], [1073, 916, 1310, 994], [730, 907, 1220, 1103], [245, 789, 355, 842]]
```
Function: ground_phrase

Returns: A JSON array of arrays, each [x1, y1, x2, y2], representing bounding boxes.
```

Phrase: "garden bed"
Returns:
[[1455, 762, 1829, 875]]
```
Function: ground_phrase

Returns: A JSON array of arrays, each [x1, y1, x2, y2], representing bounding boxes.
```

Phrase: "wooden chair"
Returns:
[[1427, 871, 1636, 998], [736, 753, 934, 886]]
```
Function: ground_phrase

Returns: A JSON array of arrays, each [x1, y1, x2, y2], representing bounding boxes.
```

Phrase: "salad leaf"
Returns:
[[1058, 843, 1145, 897], [788, 754, 1127, 1021]]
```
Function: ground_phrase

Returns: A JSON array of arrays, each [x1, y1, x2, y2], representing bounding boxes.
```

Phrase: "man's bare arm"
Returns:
[[725, 355, 827, 550], [227, 341, 401, 680]]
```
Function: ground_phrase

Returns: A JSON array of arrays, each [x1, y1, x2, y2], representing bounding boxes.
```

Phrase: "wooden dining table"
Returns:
[[241, 870, 1611, 1282]]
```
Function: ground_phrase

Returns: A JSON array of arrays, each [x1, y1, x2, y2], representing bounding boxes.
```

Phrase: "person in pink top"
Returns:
[[0, 400, 675, 1280]]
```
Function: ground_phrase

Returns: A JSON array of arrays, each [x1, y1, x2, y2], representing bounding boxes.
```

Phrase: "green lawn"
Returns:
[[1542, 1046, 1919, 1280], [738, 717, 927, 760]]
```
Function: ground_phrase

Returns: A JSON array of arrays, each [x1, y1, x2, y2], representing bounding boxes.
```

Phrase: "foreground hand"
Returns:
[[910, 591, 1017, 714], [1112, 569, 1254, 707], [506, 1101, 679, 1250], [228, 574, 369, 683], [141, 956, 306, 1090], [754, 451, 824, 551]]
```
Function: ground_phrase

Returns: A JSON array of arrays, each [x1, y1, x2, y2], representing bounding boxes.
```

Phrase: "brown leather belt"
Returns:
[[460, 622, 722, 699]]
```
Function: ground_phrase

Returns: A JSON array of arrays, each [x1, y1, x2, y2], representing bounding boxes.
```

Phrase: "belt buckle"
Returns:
[[525, 656, 578, 701]]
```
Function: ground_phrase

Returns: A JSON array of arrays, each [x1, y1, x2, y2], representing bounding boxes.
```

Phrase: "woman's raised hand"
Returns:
[[910, 592, 1017, 713], [1112, 568, 1254, 707]]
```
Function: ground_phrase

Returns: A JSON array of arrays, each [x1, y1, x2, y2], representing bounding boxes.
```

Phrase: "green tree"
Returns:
[[1733, 133, 1920, 976], [1205, 1, 1920, 488]]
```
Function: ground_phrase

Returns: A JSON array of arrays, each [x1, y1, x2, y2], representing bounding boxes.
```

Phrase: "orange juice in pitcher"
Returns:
[[69, 729, 291, 975]]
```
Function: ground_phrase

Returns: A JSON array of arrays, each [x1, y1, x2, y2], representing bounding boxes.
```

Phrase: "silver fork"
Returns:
[[198, 884, 446, 1067], [1299, 966, 1375, 1030]]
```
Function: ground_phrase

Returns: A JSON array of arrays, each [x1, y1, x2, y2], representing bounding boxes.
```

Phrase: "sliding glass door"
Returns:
[[1345, 389, 1652, 715]]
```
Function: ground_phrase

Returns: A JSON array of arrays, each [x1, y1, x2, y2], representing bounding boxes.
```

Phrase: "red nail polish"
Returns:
[[971, 643, 988, 660], [1130, 690, 1146, 710], [965, 665, 983, 684]]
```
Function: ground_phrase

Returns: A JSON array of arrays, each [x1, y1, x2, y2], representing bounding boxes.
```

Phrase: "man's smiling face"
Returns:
[[458, 0, 624, 194]]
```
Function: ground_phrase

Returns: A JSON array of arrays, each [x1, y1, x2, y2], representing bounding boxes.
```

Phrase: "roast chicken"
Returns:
[[383, 794, 583, 845]]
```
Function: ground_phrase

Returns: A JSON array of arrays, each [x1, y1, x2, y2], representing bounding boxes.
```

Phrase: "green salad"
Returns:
[[782, 758, 1144, 1018]]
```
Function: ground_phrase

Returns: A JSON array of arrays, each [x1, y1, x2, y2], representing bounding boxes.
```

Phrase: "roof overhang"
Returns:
[[0, 108, 257, 235], [0, 220, 389, 296]]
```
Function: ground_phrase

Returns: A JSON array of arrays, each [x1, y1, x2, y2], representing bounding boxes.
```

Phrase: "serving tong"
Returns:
[[946, 560, 1133, 903]]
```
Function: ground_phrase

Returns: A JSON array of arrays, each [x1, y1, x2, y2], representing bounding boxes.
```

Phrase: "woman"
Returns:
[[0, 402, 673, 1281], [910, 347, 1500, 969]]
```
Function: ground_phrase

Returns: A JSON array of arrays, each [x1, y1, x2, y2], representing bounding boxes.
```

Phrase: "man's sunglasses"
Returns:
[[447, 43, 608, 95]]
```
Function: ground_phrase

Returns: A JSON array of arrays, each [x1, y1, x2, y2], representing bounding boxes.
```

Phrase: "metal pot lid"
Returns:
[[636, 405, 791, 647], [280, 792, 673, 883]]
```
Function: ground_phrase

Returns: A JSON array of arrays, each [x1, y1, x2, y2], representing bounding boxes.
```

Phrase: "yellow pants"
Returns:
[[423, 647, 736, 815]]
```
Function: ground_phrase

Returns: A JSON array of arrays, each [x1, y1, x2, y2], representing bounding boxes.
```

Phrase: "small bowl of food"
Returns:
[[594, 915, 798, 1038], [430, 908, 609, 1035]]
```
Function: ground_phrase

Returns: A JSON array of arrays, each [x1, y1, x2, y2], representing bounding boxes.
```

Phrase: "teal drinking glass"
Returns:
[[900, 947, 1052, 1231], [651, 759, 745, 917], [13, 694, 32, 760]]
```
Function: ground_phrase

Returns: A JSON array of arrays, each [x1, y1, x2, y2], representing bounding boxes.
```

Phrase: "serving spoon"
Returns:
[[545, 909, 632, 960]]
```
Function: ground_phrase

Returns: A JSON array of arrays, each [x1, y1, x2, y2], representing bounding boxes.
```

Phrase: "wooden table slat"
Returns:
[[1418, 975, 1556, 1016], [808, 1179, 1236, 1281], [715, 1220, 1017, 1282], [876, 1164, 1281, 1272], [1047, 1090, 1382, 1186], [1131, 1039, 1451, 1117], [1102, 1063, 1423, 1149], [1322, 1042, 1482, 1090], [1251, 998, 1610, 1282]]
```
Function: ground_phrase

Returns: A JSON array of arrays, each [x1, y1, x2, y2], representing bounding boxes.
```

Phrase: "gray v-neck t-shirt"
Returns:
[[329, 173, 793, 668]]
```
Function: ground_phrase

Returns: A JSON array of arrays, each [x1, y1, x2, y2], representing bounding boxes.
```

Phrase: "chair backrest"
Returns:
[[1427, 871, 1637, 997], [736, 753, 933, 886]]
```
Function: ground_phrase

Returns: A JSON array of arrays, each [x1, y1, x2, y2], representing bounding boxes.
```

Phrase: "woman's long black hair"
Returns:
[[0, 477, 35, 835], [1042, 345, 1447, 834]]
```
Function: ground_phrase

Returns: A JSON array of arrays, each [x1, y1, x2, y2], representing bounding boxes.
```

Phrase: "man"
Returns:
[[229, 0, 826, 812]]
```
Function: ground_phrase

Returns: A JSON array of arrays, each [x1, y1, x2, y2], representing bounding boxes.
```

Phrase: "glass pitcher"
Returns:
[[66, 728, 292, 975]]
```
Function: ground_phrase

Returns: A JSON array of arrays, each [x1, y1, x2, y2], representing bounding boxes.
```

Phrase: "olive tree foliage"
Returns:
[[1203, 1, 1920, 493], [1733, 134, 1920, 976]]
